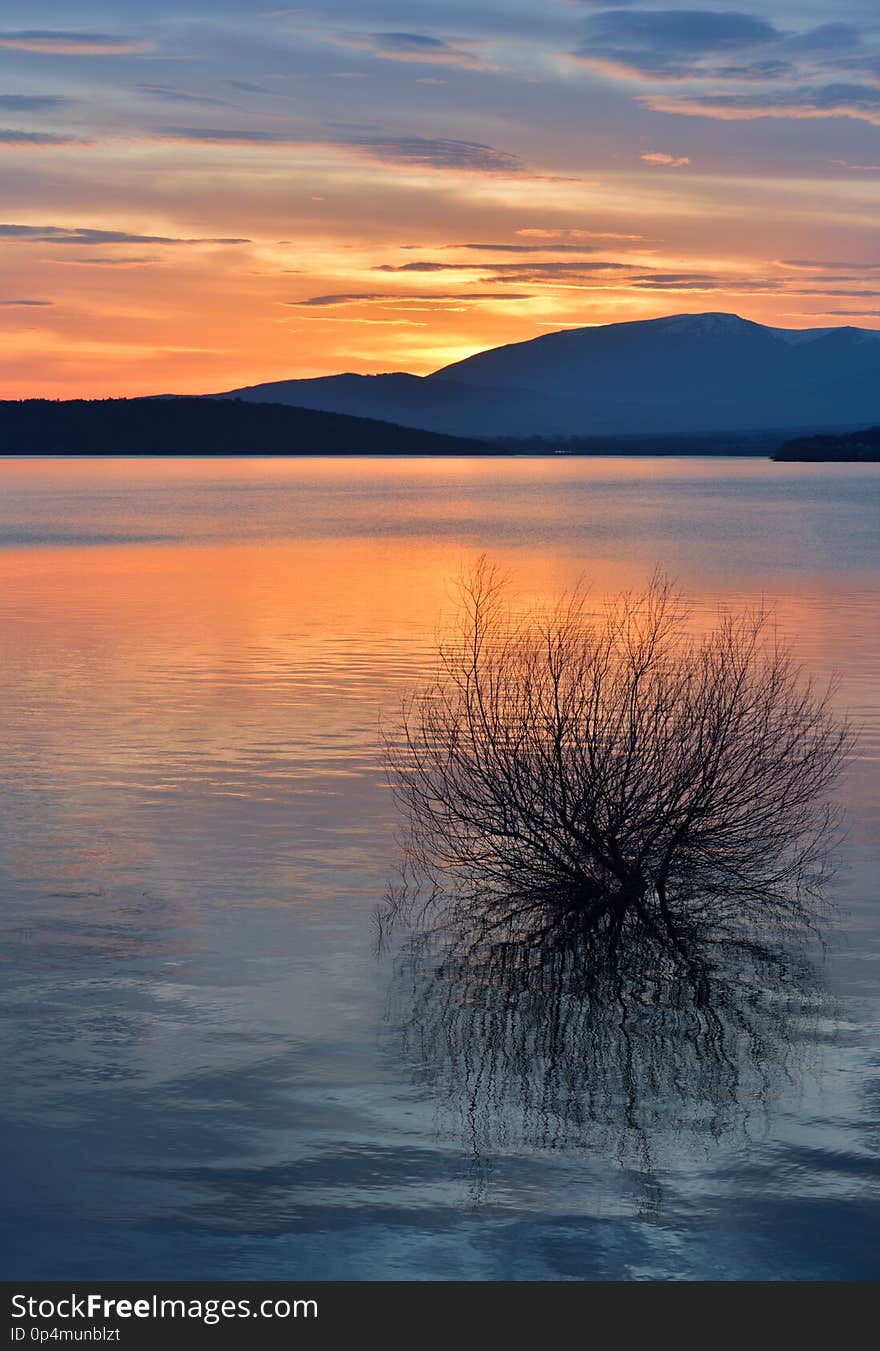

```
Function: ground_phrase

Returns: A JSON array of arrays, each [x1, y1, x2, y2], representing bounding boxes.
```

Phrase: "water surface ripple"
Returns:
[[0, 457, 877, 1280]]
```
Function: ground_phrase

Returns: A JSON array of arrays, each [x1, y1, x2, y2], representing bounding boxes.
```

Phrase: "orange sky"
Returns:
[[1, 3, 879, 397]]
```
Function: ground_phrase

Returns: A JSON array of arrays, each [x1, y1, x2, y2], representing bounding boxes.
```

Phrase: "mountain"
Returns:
[[0, 397, 493, 456], [212, 312, 880, 439], [211, 371, 562, 439]]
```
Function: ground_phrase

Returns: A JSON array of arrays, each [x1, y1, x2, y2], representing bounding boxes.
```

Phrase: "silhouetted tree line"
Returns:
[[0, 397, 495, 456], [775, 425, 880, 461], [494, 430, 779, 456]]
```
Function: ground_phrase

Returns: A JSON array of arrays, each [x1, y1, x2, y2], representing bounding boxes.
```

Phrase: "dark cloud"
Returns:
[[785, 24, 862, 55], [293, 291, 532, 306], [0, 31, 151, 55], [225, 80, 276, 95], [710, 60, 794, 82], [572, 9, 780, 81], [295, 292, 398, 306], [0, 298, 53, 306], [158, 126, 297, 144], [349, 134, 521, 172], [48, 256, 161, 266], [150, 128, 521, 172], [0, 224, 250, 245], [374, 261, 450, 272], [456, 242, 600, 253], [378, 258, 631, 275], [631, 272, 722, 284], [0, 95, 72, 111], [570, 10, 876, 105], [0, 129, 89, 146]]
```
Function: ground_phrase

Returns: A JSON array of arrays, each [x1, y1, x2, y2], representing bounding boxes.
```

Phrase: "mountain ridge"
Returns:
[[209, 312, 880, 439]]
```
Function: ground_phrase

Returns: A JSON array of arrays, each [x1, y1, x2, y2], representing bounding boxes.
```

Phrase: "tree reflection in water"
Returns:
[[383, 890, 829, 1179]]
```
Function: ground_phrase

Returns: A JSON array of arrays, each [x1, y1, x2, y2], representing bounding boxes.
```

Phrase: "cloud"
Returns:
[[334, 31, 490, 71], [644, 82, 880, 126], [567, 9, 880, 131], [48, 256, 161, 267], [0, 298, 53, 306], [641, 151, 690, 167], [455, 241, 600, 253], [0, 31, 151, 55], [776, 259, 880, 271], [374, 261, 450, 273], [149, 127, 522, 173], [631, 272, 721, 285], [156, 126, 301, 145], [784, 24, 862, 56], [794, 309, 880, 318], [0, 95, 72, 111], [0, 224, 250, 245], [225, 80, 276, 95], [0, 129, 91, 146], [347, 134, 521, 173], [515, 228, 645, 241], [375, 258, 632, 277], [137, 85, 232, 107], [571, 9, 780, 82], [292, 291, 532, 306]]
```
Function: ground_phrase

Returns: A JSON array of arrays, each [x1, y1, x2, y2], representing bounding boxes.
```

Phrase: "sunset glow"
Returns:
[[2, 1, 879, 398]]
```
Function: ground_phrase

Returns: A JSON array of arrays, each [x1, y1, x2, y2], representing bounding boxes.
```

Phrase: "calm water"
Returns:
[[0, 456, 878, 1281]]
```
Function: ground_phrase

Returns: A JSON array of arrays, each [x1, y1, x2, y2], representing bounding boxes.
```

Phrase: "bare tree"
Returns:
[[383, 559, 852, 953]]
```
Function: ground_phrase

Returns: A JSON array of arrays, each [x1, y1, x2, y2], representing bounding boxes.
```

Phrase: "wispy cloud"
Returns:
[[0, 129, 93, 147], [515, 228, 645, 241], [346, 134, 521, 173], [47, 256, 161, 267], [0, 94, 72, 111], [0, 297, 53, 306], [776, 259, 880, 271], [641, 151, 690, 168], [148, 127, 523, 173], [0, 31, 152, 55], [292, 291, 532, 306], [455, 241, 601, 253], [333, 31, 492, 71], [0, 224, 249, 245], [376, 258, 631, 274], [645, 82, 880, 126], [155, 126, 301, 145], [137, 85, 232, 108]]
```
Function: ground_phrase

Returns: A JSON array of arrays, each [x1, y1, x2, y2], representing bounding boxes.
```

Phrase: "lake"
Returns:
[[0, 455, 878, 1281]]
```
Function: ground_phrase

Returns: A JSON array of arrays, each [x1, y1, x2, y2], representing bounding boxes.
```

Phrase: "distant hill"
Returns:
[[774, 426, 880, 461], [212, 312, 880, 439], [0, 397, 494, 456]]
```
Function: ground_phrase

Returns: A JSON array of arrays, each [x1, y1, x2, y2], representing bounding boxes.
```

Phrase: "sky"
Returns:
[[1, 0, 879, 397]]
